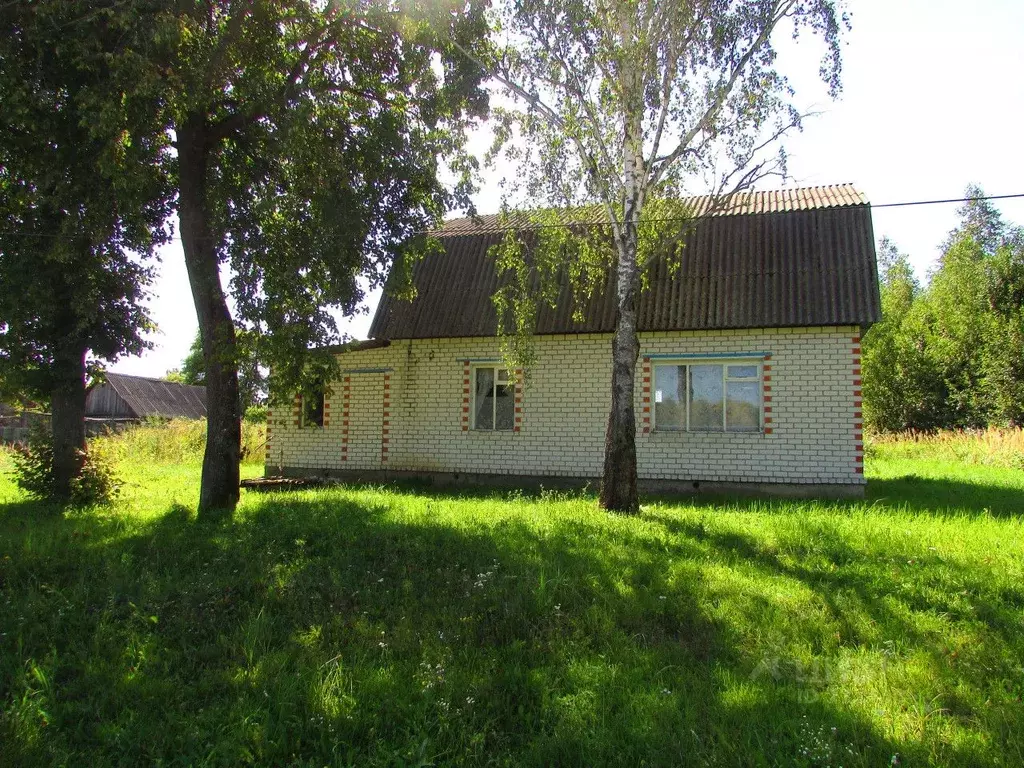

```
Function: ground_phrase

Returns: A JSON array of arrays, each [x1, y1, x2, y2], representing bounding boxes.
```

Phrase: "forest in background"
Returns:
[[863, 186, 1024, 432]]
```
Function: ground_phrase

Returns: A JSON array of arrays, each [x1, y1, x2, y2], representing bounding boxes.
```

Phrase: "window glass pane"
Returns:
[[475, 368, 494, 429], [303, 391, 324, 427], [497, 369, 510, 384], [727, 364, 758, 379], [495, 383, 514, 430], [654, 365, 686, 429], [726, 381, 761, 432], [689, 365, 724, 431]]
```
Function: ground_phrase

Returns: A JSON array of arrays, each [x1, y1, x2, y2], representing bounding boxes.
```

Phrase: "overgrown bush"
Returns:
[[243, 404, 268, 423], [9, 423, 120, 506]]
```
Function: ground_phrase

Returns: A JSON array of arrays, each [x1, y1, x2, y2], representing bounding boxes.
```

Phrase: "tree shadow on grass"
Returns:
[[643, 509, 1024, 766], [353, 461, 1024, 519], [3, 487, 1005, 767], [865, 473, 1024, 517], [640, 471, 1024, 519]]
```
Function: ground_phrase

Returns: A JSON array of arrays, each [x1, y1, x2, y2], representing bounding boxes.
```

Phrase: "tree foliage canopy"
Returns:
[[78, 0, 493, 515], [0, 0, 171, 402], [472, 0, 849, 369], [147, 0, 490, 397]]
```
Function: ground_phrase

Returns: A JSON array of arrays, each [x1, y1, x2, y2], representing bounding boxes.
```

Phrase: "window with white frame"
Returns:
[[473, 366, 514, 430], [653, 360, 762, 432]]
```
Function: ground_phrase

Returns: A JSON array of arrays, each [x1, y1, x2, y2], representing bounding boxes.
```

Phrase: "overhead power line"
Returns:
[[1, 192, 1024, 241], [871, 193, 1024, 209]]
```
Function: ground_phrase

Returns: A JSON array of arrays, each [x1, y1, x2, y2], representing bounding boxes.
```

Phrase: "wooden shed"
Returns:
[[86, 373, 207, 420]]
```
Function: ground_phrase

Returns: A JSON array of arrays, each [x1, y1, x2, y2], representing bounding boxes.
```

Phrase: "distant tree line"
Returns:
[[863, 186, 1024, 432], [165, 329, 266, 419]]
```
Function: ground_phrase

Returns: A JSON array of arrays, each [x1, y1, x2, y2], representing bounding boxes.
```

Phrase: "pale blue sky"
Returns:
[[112, 0, 1024, 378]]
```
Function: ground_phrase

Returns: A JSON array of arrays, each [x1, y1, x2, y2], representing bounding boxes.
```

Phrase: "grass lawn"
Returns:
[[0, 441, 1022, 766]]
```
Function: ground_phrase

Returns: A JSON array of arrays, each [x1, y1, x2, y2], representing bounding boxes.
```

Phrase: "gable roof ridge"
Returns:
[[433, 184, 867, 237]]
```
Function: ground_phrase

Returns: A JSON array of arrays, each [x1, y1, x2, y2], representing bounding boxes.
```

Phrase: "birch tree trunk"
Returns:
[[599, 227, 641, 512], [177, 115, 241, 519], [599, 33, 643, 513]]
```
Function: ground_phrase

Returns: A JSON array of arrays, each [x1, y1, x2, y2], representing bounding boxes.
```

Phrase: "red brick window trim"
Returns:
[[381, 374, 391, 464], [513, 368, 524, 433], [641, 357, 652, 435], [461, 361, 471, 432], [340, 377, 351, 461]]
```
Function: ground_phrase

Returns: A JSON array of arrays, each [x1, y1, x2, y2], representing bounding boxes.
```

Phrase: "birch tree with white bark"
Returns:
[[458, 0, 848, 512]]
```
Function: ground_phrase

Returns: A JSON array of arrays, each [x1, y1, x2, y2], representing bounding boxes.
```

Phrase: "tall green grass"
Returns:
[[0, 431, 1022, 766], [92, 418, 266, 466], [868, 427, 1024, 470]]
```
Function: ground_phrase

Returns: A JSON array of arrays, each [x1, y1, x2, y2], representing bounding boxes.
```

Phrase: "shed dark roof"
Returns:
[[369, 185, 881, 340], [99, 373, 207, 420]]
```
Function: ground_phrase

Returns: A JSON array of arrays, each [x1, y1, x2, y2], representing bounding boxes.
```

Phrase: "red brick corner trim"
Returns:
[[381, 374, 391, 464], [852, 334, 864, 474], [461, 361, 471, 432], [265, 409, 273, 462]]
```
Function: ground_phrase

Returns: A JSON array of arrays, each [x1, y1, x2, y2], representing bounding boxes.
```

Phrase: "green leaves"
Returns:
[[149, 1, 488, 398], [0, 0, 171, 403]]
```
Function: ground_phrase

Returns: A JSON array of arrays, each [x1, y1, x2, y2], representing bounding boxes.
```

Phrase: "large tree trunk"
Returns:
[[177, 115, 240, 520], [50, 344, 87, 502]]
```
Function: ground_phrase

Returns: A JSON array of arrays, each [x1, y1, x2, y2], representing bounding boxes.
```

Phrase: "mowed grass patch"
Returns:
[[0, 442, 1022, 766]]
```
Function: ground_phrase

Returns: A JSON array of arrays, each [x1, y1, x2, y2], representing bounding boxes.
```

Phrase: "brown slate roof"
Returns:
[[101, 373, 207, 420], [369, 184, 880, 340]]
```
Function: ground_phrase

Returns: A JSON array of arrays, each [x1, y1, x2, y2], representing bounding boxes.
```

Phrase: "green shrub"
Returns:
[[9, 423, 120, 507], [243, 404, 268, 423]]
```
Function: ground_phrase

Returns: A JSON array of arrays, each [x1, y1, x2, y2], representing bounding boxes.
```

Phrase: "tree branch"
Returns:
[[529, 27, 623, 195], [449, 36, 625, 244], [649, 0, 794, 188], [206, 22, 339, 144], [645, 1, 707, 180]]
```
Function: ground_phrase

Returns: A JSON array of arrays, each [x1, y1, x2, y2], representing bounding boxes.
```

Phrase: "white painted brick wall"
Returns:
[[267, 326, 864, 486]]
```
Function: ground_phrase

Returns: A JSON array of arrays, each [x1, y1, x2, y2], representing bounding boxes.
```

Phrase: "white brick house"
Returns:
[[266, 185, 879, 498]]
